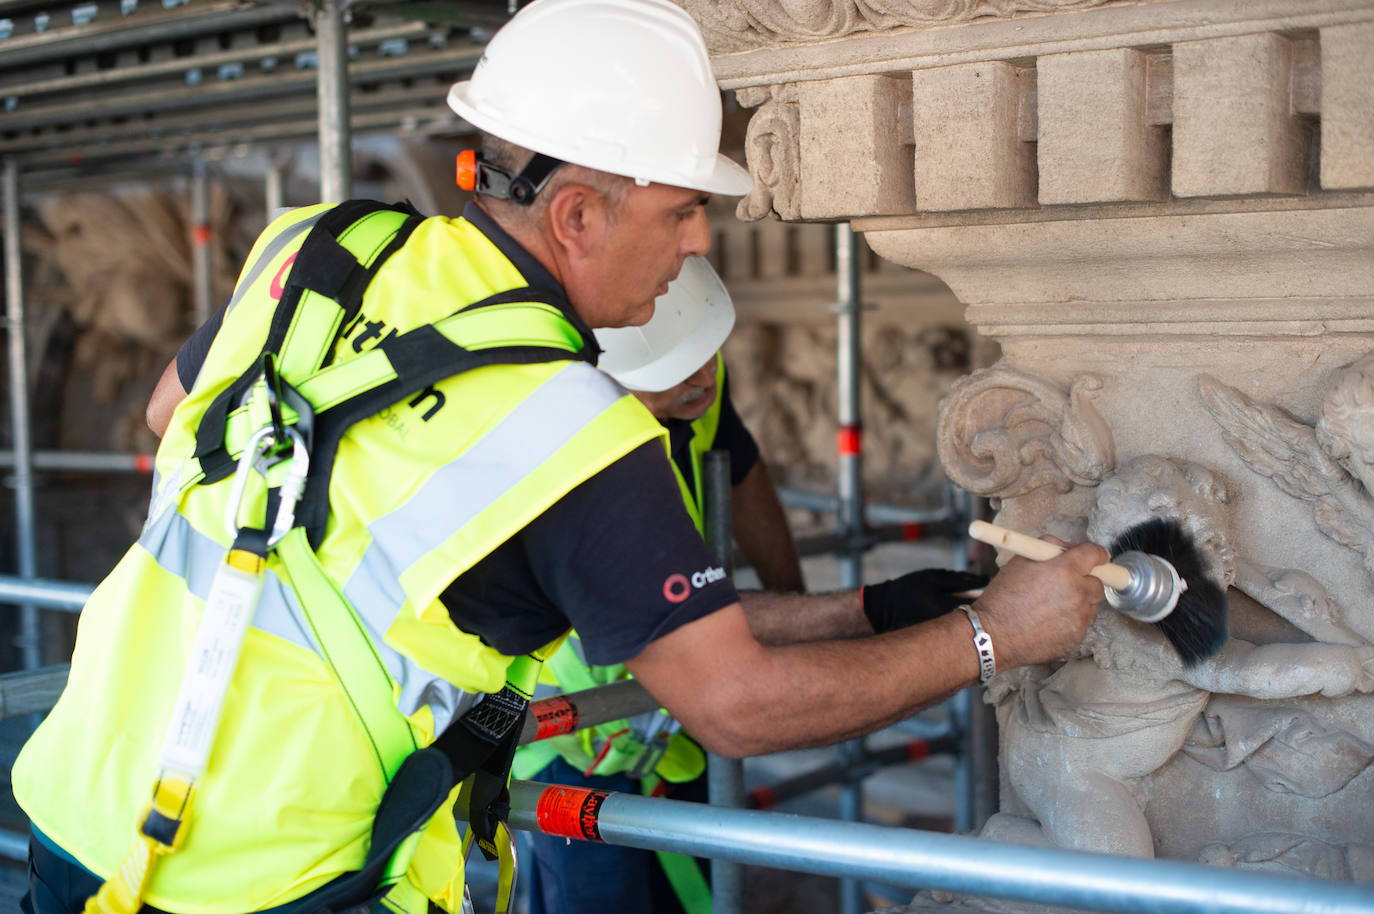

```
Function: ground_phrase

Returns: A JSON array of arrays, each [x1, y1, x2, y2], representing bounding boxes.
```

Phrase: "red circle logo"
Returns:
[[662, 573, 690, 604]]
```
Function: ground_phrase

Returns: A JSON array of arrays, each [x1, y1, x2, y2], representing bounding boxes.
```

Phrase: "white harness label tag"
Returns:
[[158, 557, 264, 778]]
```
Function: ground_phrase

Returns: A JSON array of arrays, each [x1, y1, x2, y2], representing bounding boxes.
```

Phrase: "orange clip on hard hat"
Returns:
[[456, 149, 477, 191]]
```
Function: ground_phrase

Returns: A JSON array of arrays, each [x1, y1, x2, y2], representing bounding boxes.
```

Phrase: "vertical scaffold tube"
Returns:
[[3, 158, 40, 672], [265, 151, 286, 219], [314, 0, 352, 203], [835, 222, 865, 914], [951, 487, 998, 831], [703, 450, 744, 914], [190, 156, 213, 327]]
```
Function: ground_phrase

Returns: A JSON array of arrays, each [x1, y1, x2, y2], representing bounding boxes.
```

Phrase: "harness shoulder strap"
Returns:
[[195, 200, 424, 483], [293, 287, 595, 548]]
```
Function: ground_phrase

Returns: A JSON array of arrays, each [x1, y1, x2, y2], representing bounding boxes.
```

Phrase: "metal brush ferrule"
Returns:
[[1104, 551, 1187, 624]]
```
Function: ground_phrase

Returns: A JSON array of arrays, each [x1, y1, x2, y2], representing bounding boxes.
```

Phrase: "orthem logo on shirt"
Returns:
[[662, 565, 727, 603]]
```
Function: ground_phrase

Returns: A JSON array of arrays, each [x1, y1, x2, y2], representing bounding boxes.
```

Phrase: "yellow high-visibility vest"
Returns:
[[13, 202, 664, 914]]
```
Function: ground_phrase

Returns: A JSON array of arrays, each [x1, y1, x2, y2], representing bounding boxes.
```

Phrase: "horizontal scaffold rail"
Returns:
[[3, 660, 1367, 912], [500, 780, 1374, 914]]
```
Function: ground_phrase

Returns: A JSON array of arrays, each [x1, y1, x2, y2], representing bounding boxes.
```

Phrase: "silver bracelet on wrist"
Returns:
[[958, 604, 996, 685]]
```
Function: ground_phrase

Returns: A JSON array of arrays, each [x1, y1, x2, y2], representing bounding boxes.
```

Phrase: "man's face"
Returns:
[[635, 354, 718, 423], [566, 182, 712, 329]]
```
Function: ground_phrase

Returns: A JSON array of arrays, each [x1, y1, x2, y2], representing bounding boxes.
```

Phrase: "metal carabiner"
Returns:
[[267, 426, 310, 547], [223, 423, 310, 546]]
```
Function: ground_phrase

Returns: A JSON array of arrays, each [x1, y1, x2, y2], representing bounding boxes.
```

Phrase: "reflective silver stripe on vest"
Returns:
[[139, 506, 323, 658], [143, 461, 187, 535], [343, 361, 629, 733], [225, 212, 326, 317]]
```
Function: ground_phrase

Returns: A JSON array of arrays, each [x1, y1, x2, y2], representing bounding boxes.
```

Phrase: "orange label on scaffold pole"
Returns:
[[837, 426, 862, 456], [532, 695, 579, 740], [536, 785, 608, 842]]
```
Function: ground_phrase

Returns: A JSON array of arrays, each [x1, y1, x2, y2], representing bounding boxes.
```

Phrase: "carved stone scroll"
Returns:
[[936, 363, 1115, 499], [736, 85, 802, 222], [679, 0, 1121, 54]]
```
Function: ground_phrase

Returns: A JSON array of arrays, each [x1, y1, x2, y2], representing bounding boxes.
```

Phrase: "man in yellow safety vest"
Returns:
[[13, 1, 1108, 912]]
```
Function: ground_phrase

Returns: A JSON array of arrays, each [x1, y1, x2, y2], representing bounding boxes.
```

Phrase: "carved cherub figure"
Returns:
[[985, 456, 1374, 863], [1201, 352, 1374, 585]]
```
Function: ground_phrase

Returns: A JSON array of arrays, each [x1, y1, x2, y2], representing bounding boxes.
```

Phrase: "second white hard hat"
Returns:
[[595, 256, 735, 392], [447, 0, 752, 197]]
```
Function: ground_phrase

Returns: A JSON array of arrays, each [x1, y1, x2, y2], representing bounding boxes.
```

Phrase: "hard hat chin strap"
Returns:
[[466, 151, 567, 206]]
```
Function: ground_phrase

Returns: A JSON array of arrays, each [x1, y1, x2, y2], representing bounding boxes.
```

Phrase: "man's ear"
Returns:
[[545, 183, 609, 260]]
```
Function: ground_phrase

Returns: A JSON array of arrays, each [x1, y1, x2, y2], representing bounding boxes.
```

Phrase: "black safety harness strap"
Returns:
[[295, 288, 596, 549], [195, 200, 425, 485], [188, 200, 596, 912]]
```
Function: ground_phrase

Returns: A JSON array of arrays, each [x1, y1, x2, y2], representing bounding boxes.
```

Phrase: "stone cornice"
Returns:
[[683, 0, 1128, 56], [704, 0, 1374, 88], [852, 190, 1374, 232], [862, 205, 1374, 337]]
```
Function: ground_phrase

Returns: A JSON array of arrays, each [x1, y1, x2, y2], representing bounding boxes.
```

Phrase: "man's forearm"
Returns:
[[628, 544, 1109, 758], [632, 605, 980, 756], [741, 589, 870, 644]]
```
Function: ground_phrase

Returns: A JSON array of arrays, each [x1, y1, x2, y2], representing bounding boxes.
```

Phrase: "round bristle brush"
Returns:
[[968, 519, 1228, 666]]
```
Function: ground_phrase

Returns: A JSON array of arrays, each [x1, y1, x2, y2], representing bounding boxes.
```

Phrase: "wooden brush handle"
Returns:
[[968, 521, 1133, 591]]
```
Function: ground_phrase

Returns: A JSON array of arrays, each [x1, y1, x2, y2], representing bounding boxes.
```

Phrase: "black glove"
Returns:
[[862, 569, 989, 634]]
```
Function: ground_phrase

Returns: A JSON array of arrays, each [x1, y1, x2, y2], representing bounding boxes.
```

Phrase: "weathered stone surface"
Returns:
[[1172, 33, 1308, 197], [911, 62, 1036, 211], [799, 75, 915, 218], [1321, 23, 1374, 190], [1037, 48, 1167, 204]]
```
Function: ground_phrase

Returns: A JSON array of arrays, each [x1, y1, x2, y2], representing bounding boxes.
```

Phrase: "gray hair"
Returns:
[[479, 133, 634, 225]]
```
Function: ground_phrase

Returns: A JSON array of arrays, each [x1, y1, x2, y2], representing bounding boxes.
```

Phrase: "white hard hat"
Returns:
[[447, 0, 752, 197], [595, 256, 735, 392]]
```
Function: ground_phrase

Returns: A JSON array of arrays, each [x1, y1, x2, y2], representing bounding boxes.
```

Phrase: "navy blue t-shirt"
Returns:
[[173, 204, 740, 666]]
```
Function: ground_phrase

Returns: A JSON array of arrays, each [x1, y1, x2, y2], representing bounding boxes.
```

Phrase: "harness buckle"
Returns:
[[139, 772, 195, 851], [625, 714, 682, 780]]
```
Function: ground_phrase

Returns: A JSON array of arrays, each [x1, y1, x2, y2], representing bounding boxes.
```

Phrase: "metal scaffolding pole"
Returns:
[[190, 157, 214, 327], [265, 154, 286, 218], [950, 487, 997, 831], [504, 781, 1374, 914], [0, 450, 153, 474], [0, 575, 90, 613], [314, 0, 353, 203], [703, 449, 743, 914], [3, 158, 40, 672], [834, 222, 866, 914], [834, 223, 865, 590]]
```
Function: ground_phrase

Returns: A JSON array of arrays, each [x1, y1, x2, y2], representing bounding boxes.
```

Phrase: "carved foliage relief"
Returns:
[[679, 0, 1124, 53], [735, 85, 801, 223], [936, 363, 1115, 499]]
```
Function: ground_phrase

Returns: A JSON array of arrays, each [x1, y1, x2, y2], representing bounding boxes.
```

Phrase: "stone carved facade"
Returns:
[[685, 0, 1374, 905]]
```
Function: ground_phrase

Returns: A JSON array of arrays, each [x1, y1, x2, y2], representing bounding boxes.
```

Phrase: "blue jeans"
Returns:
[[23, 828, 322, 914], [524, 758, 708, 914]]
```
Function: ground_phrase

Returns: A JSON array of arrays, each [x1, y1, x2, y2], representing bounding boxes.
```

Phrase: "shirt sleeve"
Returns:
[[713, 372, 760, 486], [441, 440, 739, 666], [175, 300, 227, 391]]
